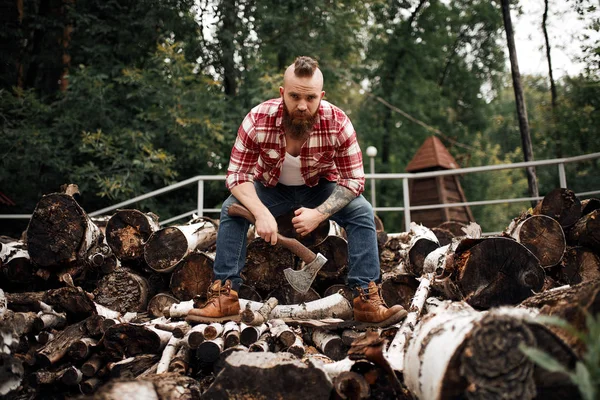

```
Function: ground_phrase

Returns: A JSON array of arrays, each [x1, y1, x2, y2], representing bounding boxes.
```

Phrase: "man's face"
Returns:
[[280, 74, 325, 139]]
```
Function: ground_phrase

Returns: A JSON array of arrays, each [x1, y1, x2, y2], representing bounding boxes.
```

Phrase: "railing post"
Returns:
[[197, 180, 204, 217], [403, 177, 411, 232], [366, 146, 378, 209], [558, 163, 567, 188]]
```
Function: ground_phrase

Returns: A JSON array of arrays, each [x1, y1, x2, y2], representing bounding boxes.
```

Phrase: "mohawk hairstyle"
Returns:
[[293, 56, 319, 78]]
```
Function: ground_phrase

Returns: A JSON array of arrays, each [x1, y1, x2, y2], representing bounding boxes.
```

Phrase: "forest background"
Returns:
[[1, 0, 599, 237]]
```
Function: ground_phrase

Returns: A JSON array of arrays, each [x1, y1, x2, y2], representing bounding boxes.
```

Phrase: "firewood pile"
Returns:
[[1, 186, 599, 399]]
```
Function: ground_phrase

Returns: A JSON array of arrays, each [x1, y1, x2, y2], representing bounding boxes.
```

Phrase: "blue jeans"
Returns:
[[213, 179, 380, 292]]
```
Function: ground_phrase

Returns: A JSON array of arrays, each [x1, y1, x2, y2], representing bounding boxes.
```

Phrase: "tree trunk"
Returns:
[[543, 0, 561, 158], [500, 0, 539, 206], [144, 220, 217, 273], [105, 209, 159, 264]]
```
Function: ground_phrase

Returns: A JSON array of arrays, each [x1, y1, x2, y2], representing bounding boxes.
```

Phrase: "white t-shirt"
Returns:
[[278, 152, 305, 186]]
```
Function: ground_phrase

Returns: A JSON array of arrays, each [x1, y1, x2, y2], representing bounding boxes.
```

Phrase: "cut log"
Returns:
[[102, 323, 171, 359], [81, 353, 105, 377], [403, 304, 547, 400], [196, 337, 224, 368], [0, 241, 34, 289], [147, 293, 180, 318], [441, 237, 545, 309], [60, 366, 83, 386], [533, 187, 581, 228], [202, 352, 333, 400], [93, 268, 150, 313], [436, 221, 467, 237], [169, 344, 191, 374], [240, 323, 268, 347], [185, 323, 208, 349], [333, 371, 370, 400], [519, 278, 600, 356], [223, 321, 241, 349], [580, 197, 600, 216], [36, 318, 90, 368], [553, 246, 600, 285], [312, 329, 346, 361], [507, 215, 566, 267], [380, 274, 419, 310], [203, 322, 225, 340], [108, 354, 160, 379], [26, 192, 103, 269], [68, 337, 98, 360], [105, 209, 160, 263], [169, 251, 215, 301], [248, 332, 273, 352], [566, 209, 600, 253], [241, 297, 278, 326], [6, 286, 96, 321], [242, 238, 296, 295], [79, 377, 104, 395], [144, 220, 217, 273]]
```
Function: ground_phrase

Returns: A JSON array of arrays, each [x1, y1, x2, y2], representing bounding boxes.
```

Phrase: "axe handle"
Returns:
[[228, 203, 318, 264]]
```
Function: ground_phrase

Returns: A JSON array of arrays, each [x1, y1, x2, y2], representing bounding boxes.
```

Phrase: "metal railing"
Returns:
[[2, 152, 599, 231]]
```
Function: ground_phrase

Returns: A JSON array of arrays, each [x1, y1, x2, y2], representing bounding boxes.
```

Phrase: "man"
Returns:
[[187, 56, 405, 325]]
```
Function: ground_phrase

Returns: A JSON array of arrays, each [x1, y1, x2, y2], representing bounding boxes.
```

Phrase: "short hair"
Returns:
[[293, 56, 319, 78]]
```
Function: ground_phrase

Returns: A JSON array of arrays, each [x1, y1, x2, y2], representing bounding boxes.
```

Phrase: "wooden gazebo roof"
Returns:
[[406, 136, 458, 172]]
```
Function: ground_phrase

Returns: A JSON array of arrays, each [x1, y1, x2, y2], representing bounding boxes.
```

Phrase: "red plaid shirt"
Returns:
[[226, 98, 365, 196]]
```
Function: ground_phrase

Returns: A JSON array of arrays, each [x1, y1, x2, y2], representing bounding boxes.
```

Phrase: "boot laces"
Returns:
[[205, 282, 231, 304], [358, 285, 384, 306]]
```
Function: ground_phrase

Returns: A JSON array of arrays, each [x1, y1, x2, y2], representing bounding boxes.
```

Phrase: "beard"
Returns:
[[282, 101, 319, 140]]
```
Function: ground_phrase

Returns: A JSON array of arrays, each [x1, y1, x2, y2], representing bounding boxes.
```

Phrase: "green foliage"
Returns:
[[520, 313, 600, 400]]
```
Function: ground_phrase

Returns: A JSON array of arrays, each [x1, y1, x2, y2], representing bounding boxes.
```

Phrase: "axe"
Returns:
[[228, 203, 328, 293]]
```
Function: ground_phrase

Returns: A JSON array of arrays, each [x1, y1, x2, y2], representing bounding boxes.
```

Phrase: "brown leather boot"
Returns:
[[353, 282, 407, 326], [186, 280, 241, 323]]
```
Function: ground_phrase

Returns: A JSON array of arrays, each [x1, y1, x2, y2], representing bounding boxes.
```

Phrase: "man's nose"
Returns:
[[297, 101, 307, 111]]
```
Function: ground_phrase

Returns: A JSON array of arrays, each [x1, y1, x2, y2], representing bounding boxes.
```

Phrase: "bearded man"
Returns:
[[186, 56, 406, 325]]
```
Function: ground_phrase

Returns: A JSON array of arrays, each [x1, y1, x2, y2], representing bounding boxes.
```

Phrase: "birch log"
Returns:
[[0, 241, 33, 289], [105, 209, 159, 263], [92, 268, 150, 313], [144, 220, 217, 273]]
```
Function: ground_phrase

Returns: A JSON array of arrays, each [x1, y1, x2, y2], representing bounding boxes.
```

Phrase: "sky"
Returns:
[[512, 0, 598, 78]]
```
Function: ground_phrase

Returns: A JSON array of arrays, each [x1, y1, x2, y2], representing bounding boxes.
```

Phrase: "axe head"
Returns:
[[283, 253, 328, 293]]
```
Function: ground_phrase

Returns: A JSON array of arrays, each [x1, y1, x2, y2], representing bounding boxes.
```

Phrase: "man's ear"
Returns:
[[320, 91, 325, 100], [279, 87, 284, 98]]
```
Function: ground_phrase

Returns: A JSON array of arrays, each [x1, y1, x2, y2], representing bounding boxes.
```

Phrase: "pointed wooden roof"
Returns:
[[405, 136, 459, 172]]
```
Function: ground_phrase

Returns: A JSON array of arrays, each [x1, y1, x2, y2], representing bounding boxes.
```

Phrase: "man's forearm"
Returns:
[[316, 185, 356, 218], [230, 182, 270, 219]]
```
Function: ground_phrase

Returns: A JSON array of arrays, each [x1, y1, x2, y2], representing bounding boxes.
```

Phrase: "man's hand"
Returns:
[[254, 212, 279, 245], [292, 207, 327, 236]]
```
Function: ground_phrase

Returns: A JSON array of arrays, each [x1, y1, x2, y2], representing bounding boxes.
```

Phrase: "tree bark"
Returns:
[[242, 238, 296, 295], [500, 0, 539, 206]]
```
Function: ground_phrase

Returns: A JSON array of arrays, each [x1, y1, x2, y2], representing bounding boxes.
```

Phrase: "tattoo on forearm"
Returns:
[[316, 186, 355, 217]]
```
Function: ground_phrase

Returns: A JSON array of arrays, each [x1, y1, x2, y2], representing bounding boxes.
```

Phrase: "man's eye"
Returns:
[[308, 96, 316, 101], [291, 94, 299, 99]]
